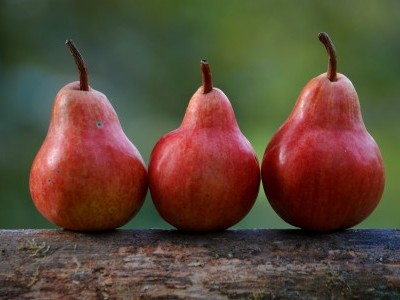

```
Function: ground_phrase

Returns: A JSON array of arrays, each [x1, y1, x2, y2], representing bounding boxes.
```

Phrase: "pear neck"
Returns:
[[290, 75, 365, 130], [50, 86, 119, 132], [181, 88, 239, 131]]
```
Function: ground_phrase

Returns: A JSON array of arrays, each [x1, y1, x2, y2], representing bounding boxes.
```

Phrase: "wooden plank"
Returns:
[[0, 229, 399, 299]]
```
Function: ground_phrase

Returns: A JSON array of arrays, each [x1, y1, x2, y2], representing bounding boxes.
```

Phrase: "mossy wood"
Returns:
[[0, 229, 399, 299]]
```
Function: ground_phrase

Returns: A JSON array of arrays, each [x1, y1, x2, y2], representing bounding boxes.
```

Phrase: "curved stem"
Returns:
[[200, 59, 213, 94], [318, 32, 337, 82], [65, 39, 89, 91]]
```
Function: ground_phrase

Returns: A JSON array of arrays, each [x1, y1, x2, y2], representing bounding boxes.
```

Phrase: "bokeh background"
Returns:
[[1, 1, 399, 230]]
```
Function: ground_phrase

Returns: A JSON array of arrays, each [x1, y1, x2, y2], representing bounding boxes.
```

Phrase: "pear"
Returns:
[[148, 60, 260, 232], [29, 40, 148, 231], [261, 33, 385, 232]]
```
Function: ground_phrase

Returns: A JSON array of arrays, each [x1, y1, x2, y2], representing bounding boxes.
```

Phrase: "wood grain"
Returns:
[[0, 229, 399, 299]]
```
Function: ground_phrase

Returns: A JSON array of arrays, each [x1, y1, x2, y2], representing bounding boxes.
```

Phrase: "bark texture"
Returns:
[[0, 229, 399, 299]]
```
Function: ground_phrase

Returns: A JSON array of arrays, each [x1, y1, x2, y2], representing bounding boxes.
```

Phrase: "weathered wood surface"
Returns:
[[0, 229, 399, 299]]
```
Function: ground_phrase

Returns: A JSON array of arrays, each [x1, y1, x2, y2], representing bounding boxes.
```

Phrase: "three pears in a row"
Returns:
[[29, 33, 385, 232]]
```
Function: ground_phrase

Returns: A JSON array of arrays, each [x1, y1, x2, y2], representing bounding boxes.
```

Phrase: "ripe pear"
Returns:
[[149, 60, 260, 232], [29, 40, 148, 231], [261, 33, 385, 232]]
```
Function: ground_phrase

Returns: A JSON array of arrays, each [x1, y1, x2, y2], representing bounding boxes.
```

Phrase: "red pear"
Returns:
[[29, 40, 148, 231], [148, 60, 260, 232], [261, 33, 385, 232]]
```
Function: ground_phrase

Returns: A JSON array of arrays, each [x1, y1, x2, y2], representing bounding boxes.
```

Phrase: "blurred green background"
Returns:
[[0, 1, 399, 230]]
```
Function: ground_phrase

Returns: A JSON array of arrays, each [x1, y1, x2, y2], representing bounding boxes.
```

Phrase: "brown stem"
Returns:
[[200, 59, 213, 94], [65, 39, 89, 91], [318, 32, 337, 82]]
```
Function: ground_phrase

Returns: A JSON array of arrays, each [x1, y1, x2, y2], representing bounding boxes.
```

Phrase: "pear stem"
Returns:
[[65, 39, 89, 91], [318, 32, 337, 82], [200, 59, 213, 94]]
